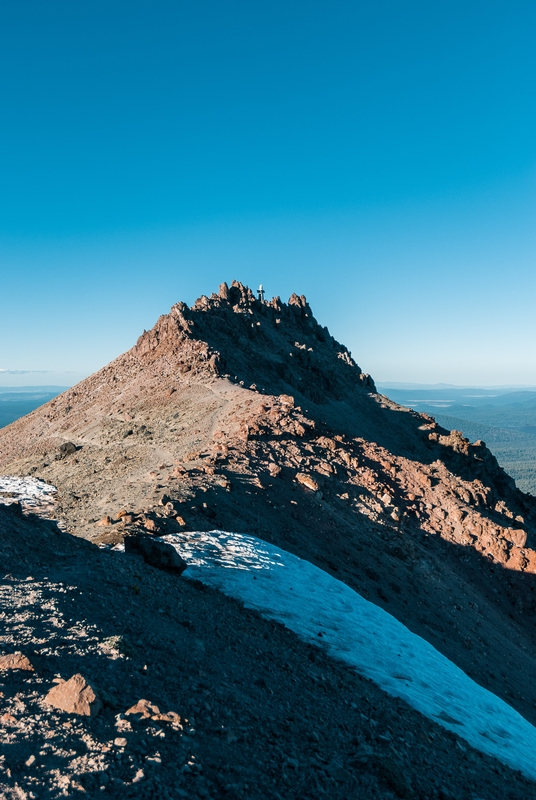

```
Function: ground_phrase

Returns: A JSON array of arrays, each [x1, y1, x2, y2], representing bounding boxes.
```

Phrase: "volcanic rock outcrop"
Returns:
[[2, 279, 536, 755]]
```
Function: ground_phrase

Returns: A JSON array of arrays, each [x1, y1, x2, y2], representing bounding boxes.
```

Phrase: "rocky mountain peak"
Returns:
[[3, 278, 536, 772], [134, 280, 375, 404]]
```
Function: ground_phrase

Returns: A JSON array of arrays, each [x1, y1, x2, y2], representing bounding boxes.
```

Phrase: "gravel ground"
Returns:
[[1, 503, 536, 800]]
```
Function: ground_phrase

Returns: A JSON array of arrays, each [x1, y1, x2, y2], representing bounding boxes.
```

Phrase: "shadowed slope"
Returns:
[[3, 506, 536, 798]]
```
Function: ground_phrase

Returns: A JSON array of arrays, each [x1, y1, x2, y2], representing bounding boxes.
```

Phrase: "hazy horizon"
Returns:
[[3, 377, 536, 392]]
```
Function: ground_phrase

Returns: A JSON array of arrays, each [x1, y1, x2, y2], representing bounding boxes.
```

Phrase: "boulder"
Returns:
[[45, 673, 102, 717], [124, 534, 188, 574], [268, 463, 282, 478], [163, 502, 178, 518], [143, 518, 160, 534], [0, 713, 18, 727], [296, 472, 319, 492], [279, 394, 294, 408], [505, 528, 527, 548], [125, 699, 160, 719], [59, 441, 77, 456], [125, 699, 182, 727], [0, 652, 34, 671]]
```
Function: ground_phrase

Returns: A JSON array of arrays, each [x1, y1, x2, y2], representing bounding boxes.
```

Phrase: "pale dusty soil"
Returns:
[[2, 282, 536, 797], [1, 503, 536, 800]]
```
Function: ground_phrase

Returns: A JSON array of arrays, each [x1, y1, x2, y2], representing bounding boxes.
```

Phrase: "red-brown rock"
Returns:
[[125, 699, 182, 727], [45, 673, 102, 717], [125, 698, 160, 719], [0, 653, 34, 672], [296, 472, 319, 492]]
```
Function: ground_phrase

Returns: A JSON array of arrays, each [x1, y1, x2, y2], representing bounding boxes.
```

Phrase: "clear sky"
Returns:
[[1, 0, 535, 387]]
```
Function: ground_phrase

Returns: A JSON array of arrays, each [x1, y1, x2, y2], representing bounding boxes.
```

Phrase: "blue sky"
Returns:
[[1, 0, 535, 386]]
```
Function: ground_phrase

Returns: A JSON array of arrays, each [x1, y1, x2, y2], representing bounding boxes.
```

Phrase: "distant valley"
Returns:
[[378, 385, 536, 495]]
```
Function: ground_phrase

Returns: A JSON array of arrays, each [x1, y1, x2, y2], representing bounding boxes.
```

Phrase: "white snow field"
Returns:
[[163, 529, 536, 780], [0, 476, 57, 511]]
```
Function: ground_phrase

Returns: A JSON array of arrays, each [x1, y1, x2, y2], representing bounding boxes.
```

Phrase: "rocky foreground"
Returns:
[[2, 281, 536, 797], [2, 503, 536, 800]]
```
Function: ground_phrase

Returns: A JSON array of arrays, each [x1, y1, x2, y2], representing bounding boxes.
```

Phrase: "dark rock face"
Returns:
[[124, 534, 188, 574]]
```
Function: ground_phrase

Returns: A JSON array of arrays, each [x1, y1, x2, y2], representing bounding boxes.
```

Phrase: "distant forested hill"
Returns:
[[432, 414, 536, 497], [378, 386, 536, 496]]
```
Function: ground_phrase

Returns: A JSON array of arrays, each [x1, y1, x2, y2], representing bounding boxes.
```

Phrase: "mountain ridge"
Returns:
[[2, 281, 536, 796]]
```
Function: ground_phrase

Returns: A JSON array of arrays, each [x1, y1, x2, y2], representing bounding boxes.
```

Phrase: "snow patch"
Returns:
[[163, 529, 536, 780], [0, 476, 57, 511], [0, 475, 57, 500]]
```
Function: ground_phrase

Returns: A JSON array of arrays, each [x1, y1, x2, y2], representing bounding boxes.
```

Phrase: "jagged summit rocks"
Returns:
[[134, 279, 375, 404]]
